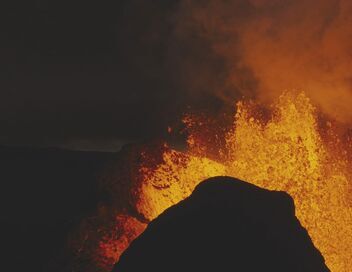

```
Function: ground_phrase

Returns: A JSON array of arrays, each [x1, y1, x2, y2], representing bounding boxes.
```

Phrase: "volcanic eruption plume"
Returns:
[[71, 92, 352, 272], [70, 1, 352, 272]]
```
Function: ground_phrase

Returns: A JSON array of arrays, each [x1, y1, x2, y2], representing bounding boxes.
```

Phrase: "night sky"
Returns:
[[1, 1, 163, 150], [2, 0, 351, 151], [0, 0, 233, 151]]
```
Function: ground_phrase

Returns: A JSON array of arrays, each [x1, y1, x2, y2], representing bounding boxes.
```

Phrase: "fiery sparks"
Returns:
[[136, 92, 352, 272], [97, 214, 146, 271], [82, 91, 351, 272]]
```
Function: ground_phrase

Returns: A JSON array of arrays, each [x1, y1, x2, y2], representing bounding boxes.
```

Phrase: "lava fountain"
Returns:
[[78, 92, 352, 272]]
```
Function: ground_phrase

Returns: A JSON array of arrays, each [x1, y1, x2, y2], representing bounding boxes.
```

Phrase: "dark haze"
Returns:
[[1, 0, 351, 150]]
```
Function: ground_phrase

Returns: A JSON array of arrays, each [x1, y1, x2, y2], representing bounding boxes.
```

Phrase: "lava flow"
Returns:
[[79, 92, 351, 272]]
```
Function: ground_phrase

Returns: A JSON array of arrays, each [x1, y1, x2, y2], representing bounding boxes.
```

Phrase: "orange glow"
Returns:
[[96, 214, 146, 271], [94, 91, 351, 272], [138, 148, 226, 220], [136, 92, 351, 272]]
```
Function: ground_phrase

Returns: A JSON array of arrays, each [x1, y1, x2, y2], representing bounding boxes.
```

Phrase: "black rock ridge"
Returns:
[[113, 176, 329, 272]]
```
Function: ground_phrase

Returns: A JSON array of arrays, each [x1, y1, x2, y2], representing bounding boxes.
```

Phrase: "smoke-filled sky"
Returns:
[[2, 0, 352, 151]]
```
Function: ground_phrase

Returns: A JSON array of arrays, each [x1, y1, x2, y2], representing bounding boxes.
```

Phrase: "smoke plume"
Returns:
[[170, 0, 352, 122]]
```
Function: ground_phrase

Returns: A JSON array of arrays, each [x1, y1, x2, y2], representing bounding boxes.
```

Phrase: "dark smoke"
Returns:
[[1, 0, 351, 150], [172, 0, 352, 122]]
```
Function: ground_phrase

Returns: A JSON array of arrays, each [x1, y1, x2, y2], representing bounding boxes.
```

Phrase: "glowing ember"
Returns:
[[94, 91, 351, 272], [97, 214, 146, 271]]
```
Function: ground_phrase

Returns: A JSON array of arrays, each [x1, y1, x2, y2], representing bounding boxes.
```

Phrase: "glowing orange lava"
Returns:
[[98, 92, 352, 272]]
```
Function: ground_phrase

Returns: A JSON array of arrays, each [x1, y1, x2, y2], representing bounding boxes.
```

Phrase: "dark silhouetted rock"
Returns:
[[113, 176, 329, 272]]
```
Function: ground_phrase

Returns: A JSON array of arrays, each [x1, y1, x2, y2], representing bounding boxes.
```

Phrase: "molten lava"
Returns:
[[93, 92, 351, 272]]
